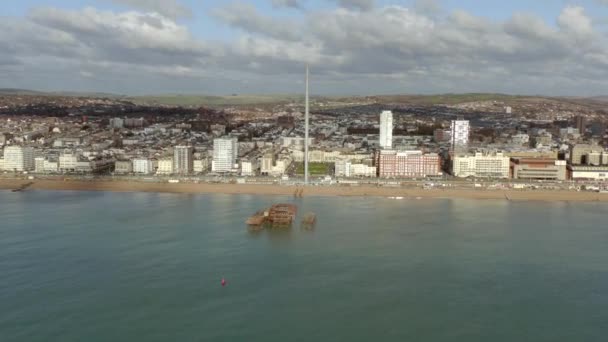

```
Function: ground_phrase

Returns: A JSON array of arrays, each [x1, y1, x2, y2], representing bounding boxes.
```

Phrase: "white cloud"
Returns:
[[271, 0, 303, 9], [1, 3, 608, 95], [106, 0, 192, 19]]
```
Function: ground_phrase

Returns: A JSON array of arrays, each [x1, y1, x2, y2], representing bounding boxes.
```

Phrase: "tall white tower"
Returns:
[[451, 119, 470, 149], [379, 110, 393, 149], [304, 64, 310, 185], [173, 145, 194, 174], [3, 146, 34, 172], [212, 137, 238, 173]]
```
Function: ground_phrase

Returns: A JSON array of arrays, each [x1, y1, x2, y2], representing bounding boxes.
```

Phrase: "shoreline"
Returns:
[[1, 179, 607, 202]]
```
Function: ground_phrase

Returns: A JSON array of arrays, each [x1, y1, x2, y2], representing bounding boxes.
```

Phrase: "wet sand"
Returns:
[[1, 178, 607, 202]]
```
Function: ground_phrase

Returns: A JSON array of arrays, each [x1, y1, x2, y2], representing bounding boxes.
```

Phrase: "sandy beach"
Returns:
[[1, 178, 607, 202]]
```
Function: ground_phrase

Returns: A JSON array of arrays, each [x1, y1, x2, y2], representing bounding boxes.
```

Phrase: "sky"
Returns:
[[2, 0, 608, 96]]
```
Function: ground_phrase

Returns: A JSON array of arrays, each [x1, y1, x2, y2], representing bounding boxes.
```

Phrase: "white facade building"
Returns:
[[193, 159, 209, 174], [133, 159, 153, 174], [156, 159, 173, 175], [173, 146, 193, 174], [379, 110, 393, 149], [59, 153, 79, 172], [453, 152, 510, 178], [451, 120, 470, 148], [241, 161, 254, 176], [351, 164, 377, 177], [43, 160, 59, 173], [0, 158, 4, 171], [261, 154, 275, 175], [109, 118, 124, 129], [212, 137, 238, 172], [35, 157, 45, 173], [3, 146, 35, 172], [336, 159, 377, 178]]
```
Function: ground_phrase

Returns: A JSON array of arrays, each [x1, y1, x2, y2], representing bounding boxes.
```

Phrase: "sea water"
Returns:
[[1, 190, 607, 341]]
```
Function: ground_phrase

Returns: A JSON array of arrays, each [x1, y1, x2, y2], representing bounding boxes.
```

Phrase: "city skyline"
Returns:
[[3, 1, 608, 95]]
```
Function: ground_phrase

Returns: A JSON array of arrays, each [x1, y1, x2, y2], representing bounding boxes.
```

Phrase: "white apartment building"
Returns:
[[0, 158, 4, 171], [453, 152, 510, 178], [156, 159, 173, 175], [241, 161, 254, 176], [173, 146, 193, 174], [212, 137, 238, 172], [193, 159, 209, 174], [59, 153, 79, 172], [351, 164, 377, 177], [35, 157, 45, 173], [379, 110, 393, 149], [451, 120, 470, 148], [114, 161, 133, 174], [261, 154, 275, 175], [43, 160, 59, 173], [133, 158, 153, 174], [3, 146, 35, 172], [335, 160, 377, 178]]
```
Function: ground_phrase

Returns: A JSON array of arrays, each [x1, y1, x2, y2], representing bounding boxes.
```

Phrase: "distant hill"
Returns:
[[0, 88, 122, 98], [126, 94, 307, 107], [1, 89, 606, 108], [0, 88, 47, 96], [588, 96, 608, 103]]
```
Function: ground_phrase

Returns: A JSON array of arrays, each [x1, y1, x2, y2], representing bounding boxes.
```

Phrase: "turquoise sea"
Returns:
[[1, 190, 607, 341]]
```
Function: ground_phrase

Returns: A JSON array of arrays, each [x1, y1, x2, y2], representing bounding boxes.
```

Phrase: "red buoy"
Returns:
[[221, 278, 226, 287]]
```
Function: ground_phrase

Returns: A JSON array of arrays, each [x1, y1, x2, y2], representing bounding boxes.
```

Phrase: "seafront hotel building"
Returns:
[[376, 150, 441, 178]]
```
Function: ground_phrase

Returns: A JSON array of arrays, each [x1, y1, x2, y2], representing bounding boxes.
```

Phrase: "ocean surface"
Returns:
[[1, 190, 607, 342]]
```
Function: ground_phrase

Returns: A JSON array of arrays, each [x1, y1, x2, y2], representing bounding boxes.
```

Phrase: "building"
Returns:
[[133, 158, 153, 174], [453, 152, 510, 178], [569, 165, 608, 180], [124, 117, 145, 128], [114, 160, 133, 174], [575, 115, 587, 135], [350, 164, 377, 177], [260, 153, 275, 175], [35, 157, 45, 173], [531, 132, 553, 148], [53, 137, 83, 148], [3, 146, 35, 172], [173, 146, 194, 175], [433, 129, 451, 143], [379, 110, 393, 149], [335, 159, 376, 177], [450, 120, 470, 149], [335, 159, 351, 177], [43, 160, 58, 173], [277, 115, 295, 129], [156, 159, 173, 175], [570, 144, 604, 165], [109, 118, 124, 129], [511, 158, 567, 181], [59, 153, 79, 173], [193, 159, 209, 174], [0, 158, 4, 170], [241, 161, 254, 176], [280, 137, 315, 149], [588, 152, 602, 166], [511, 134, 530, 147], [376, 150, 441, 178], [212, 137, 238, 172]]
